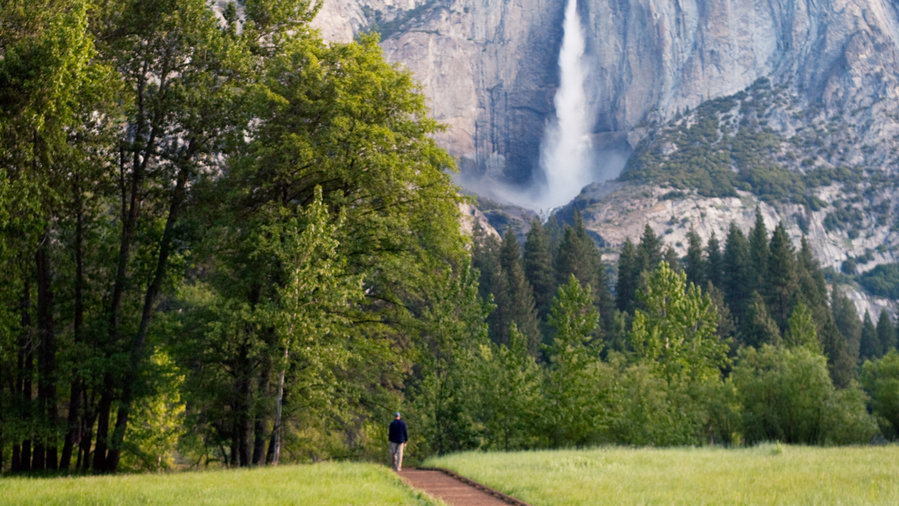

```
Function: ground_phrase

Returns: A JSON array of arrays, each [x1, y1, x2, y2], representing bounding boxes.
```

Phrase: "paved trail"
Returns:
[[399, 468, 530, 506]]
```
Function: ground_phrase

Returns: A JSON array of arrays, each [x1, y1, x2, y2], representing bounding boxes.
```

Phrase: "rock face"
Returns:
[[314, 0, 899, 190], [314, 0, 564, 190], [312, 0, 899, 313]]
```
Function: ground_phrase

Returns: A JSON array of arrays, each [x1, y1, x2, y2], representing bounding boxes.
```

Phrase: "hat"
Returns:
[[394, 412, 401, 417]]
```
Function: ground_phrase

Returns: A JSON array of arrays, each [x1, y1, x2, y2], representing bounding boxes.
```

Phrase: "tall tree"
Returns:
[[90, 0, 249, 472], [704, 231, 723, 289], [172, 25, 468, 468], [629, 261, 728, 384], [263, 187, 362, 464], [555, 211, 612, 332], [747, 207, 769, 293], [877, 310, 897, 356], [722, 223, 751, 324], [859, 311, 879, 362], [764, 223, 799, 330], [784, 302, 821, 352], [822, 288, 856, 388], [636, 224, 663, 274], [684, 228, 705, 288], [543, 275, 604, 446], [523, 218, 555, 320], [496, 229, 541, 353], [615, 238, 639, 314], [739, 292, 781, 348], [0, 0, 117, 472]]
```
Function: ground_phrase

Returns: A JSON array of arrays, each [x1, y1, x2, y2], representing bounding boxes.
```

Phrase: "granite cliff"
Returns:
[[312, 0, 899, 312]]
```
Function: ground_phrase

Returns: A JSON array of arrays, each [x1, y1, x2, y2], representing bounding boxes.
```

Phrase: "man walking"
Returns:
[[388, 412, 408, 471]]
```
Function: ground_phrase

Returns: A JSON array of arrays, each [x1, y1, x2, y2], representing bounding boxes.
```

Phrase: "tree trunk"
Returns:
[[78, 391, 97, 472], [61, 190, 86, 471], [36, 228, 59, 470], [15, 278, 33, 472], [270, 345, 290, 466], [251, 358, 271, 466], [92, 385, 113, 472], [106, 164, 189, 472]]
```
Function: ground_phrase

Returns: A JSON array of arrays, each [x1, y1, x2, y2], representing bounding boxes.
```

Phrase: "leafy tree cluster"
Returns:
[[0, 0, 474, 474], [472, 212, 615, 357], [462, 208, 898, 449]]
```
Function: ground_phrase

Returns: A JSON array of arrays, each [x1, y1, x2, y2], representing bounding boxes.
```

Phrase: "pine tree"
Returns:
[[473, 227, 504, 342], [684, 229, 705, 288], [497, 228, 541, 352], [663, 246, 680, 272], [637, 224, 663, 274], [796, 237, 830, 321], [784, 302, 821, 352], [764, 223, 799, 330], [616, 238, 640, 314], [524, 218, 555, 320], [629, 262, 728, 384], [821, 314, 855, 388], [555, 211, 612, 331], [748, 207, 769, 293], [705, 231, 723, 289], [739, 291, 782, 348], [877, 310, 897, 355], [722, 223, 752, 324], [832, 286, 862, 365], [544, 275, 604, 445], [828, 286, 861, 386], [859, 311, 879, 361]]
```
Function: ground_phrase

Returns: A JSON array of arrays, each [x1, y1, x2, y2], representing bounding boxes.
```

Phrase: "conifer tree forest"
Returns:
[[2, 0, 899, 475]]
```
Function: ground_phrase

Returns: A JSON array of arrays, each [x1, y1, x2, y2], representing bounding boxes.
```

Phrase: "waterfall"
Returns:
[[537, 0, 592, 210]]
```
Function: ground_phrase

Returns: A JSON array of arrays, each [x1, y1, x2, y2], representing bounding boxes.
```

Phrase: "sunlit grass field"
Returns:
[[426, 444, 899, 505], [0, 462, 439, 505]]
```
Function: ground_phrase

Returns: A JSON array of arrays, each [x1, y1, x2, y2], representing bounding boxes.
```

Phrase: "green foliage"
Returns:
[[493, 229, 540, 352], [732, 345, 875, 445], [858, 263, 899, 298], [861, 350, 899, 439], [620, 80, 840, 208], [118, 349, 186, 472], [523, 219, 556, 320], [630, 262, 728, 383], [475, 325, 543, 450], [409, 262, 492, 457], [543, 276, 608, 446], [784, 302, 821, 352]]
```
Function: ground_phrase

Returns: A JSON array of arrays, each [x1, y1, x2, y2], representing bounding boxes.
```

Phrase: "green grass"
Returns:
[[0, 462, 439, 505], [426, 444, 899, 505]]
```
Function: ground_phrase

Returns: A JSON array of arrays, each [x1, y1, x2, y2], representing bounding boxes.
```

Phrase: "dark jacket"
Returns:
[[388, 418, 408, 444]]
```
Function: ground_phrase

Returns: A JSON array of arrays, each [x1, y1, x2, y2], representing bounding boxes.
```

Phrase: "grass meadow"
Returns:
[[426, 444, 899, 505], [0, 461, 439, 505]]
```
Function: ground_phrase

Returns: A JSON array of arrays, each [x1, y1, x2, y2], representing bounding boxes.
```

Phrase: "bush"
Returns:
[[861, 351, 899, 439], [732, 345, 875, 445]]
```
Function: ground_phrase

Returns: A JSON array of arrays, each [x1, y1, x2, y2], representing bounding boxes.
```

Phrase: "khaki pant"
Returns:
[[389, 442, 405, 471]]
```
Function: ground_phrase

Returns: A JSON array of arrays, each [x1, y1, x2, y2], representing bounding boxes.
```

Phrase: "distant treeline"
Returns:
[[439, 210, 899, 452]]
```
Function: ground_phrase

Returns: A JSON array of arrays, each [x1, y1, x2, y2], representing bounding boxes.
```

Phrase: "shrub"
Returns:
[[861, 351, 899, 439], [732, 345, 876, 445]]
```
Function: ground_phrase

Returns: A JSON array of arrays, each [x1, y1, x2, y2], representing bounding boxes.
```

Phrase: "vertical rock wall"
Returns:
[[313, 0, 899, 198]]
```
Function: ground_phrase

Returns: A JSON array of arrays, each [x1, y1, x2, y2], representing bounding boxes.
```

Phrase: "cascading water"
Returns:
[[536, 0, 592, 210]]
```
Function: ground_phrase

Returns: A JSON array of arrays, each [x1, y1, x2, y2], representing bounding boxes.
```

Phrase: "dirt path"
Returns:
[[399, 468, 530, 506]]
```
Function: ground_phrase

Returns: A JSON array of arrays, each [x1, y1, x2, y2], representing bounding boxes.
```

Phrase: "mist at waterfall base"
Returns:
[[464, 0, 626, 213]]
